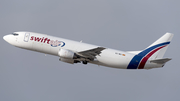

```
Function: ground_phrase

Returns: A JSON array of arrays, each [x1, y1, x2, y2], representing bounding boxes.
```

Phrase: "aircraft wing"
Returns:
[[76, 47, 106, 61]]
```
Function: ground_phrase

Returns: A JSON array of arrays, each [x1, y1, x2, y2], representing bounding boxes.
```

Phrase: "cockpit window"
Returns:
[[12, 33, 19, 36]]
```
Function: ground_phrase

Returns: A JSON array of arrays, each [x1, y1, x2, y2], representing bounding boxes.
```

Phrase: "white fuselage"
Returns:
[[3, 32, 168, 69]]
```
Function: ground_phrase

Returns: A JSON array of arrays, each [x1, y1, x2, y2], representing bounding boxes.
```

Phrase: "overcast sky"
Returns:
[[0, 0, 180, 101]]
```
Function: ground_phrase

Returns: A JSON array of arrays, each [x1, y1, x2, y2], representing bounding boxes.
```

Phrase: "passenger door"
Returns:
[[24, 33, 30, 42]]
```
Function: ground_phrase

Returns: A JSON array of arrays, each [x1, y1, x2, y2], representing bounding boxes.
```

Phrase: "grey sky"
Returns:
[[0, 0, 180, 101]]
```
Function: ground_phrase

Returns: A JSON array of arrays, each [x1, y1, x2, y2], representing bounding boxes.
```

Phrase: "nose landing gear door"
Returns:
[[24, 33, 30, 42]]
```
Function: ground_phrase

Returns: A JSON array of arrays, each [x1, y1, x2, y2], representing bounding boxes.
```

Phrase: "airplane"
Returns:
[[3, 32, 173, 69]]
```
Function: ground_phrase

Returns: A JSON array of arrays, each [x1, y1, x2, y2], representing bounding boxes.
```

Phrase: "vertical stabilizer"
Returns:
[[146, 33, 174, 59], [127, 32, 174, 69]]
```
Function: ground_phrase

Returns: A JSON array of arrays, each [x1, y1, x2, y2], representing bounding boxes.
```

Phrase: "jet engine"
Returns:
[[59, 58, 74, 64], [58, 48, 78, 59], [58, 49, 80, 64]]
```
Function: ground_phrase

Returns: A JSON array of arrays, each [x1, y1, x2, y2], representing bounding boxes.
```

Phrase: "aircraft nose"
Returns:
[[3, 35, 8, 42], [3, 35, 12, 43], [3, 34, 17, 45]]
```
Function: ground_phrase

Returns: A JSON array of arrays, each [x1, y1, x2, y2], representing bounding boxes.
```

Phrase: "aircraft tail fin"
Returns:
[[145, 32, 174, 60], [127, 33, 174, 59], [127, 33, 173, 69]]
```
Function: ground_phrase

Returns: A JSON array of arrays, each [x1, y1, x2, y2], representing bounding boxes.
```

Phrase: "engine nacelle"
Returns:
[[59, 58, 74, 64], [58, 49, 81, 64], [58, 48, 77, 59]]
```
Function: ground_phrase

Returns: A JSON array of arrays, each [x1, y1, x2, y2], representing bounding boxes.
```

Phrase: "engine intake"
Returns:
[[58, 48, 78, 59]]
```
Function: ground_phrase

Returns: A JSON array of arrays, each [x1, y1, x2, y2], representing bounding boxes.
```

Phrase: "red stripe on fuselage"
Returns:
[[138, 45, 167, 69]]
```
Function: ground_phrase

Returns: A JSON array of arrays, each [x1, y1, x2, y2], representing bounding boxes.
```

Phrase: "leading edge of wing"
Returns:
[[76, 47, 106, 61]]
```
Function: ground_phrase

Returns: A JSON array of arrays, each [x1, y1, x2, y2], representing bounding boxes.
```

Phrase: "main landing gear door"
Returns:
[[24, 33, 30, 42]]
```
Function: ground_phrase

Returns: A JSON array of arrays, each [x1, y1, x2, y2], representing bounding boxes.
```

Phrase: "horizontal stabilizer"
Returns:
[[150, 58, 172, 64]]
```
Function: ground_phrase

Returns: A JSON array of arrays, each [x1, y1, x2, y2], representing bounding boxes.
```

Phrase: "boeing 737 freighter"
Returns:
[[3, 32, 173, 69]]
